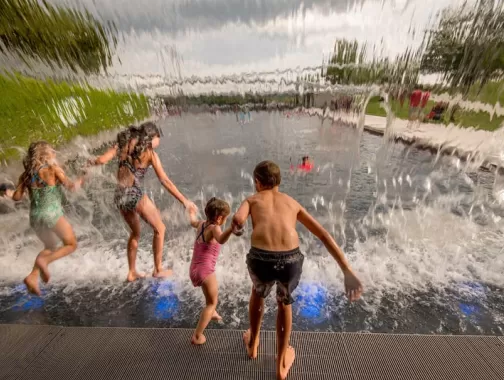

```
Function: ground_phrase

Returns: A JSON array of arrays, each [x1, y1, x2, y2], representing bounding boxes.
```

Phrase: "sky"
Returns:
[[51, 0, 470, 94]]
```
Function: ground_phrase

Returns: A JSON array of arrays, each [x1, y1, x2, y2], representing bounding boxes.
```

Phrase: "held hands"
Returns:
[[343, 269, 363, 302], [231, 221, 244, 236], [184, 200, 198, 214]]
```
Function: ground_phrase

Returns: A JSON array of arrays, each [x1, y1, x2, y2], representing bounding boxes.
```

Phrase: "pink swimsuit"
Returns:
[[190, 222, 221, 287]]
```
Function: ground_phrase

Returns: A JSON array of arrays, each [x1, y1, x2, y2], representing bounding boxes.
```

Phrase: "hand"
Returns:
[[232, 222, 244, 236], [86, 158, 96, 167], [184, 200, 197, 213], [343, 270, 363, 302]]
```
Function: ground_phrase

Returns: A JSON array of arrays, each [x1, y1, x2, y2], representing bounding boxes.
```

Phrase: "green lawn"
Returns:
[[365, 96, 504, 131], [0, 73, 149, 162]]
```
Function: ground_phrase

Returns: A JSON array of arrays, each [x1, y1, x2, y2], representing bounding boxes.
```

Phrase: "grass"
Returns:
[[365, 96, 504, 131], [0, 72, 149, 162]]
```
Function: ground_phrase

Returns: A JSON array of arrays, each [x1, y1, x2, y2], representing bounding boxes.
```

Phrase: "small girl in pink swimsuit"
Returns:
[[188, 197, 234, 345]]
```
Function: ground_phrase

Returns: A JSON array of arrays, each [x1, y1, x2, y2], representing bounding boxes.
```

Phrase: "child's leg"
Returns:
[[25, 229, 58, 295], [243, 287, 264, 359], [121, 210, 145, 282], [191, 273, 218, 345], [136, 195, 170, 278], [35, 216, 77, 284], [276, 301, 295, 380]]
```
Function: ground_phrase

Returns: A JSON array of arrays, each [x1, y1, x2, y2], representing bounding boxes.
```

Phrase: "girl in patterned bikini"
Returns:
[[13, 141, 84, 295], [91, 122, 197, 282], [188, 197, 236, 345]]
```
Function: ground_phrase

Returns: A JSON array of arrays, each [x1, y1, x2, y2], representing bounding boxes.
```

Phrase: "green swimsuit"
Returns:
[[29, 165, 64, 230]]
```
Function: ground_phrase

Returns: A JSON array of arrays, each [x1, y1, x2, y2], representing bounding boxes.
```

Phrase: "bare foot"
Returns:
[[211, 310, 222, 322], [277, 346, 296, 380], [191, 333, 206, 345], [152, 268, 173, 278], [35, 256, 50, 283], [243, 329, 259, 359], [24, 275, 41, 296], [126, 270, 146, 282]]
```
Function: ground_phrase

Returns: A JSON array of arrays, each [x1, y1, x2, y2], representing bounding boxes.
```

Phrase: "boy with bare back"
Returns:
[[232, 160, 363, 380]]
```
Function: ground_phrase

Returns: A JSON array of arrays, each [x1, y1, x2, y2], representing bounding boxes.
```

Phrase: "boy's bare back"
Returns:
[[240, 189, 301, 252]]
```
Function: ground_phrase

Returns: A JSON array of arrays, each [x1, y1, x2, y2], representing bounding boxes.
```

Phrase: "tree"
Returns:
[[421, 0, 504, 94], [325, 39, 420, 86], [0, 0, 117, 75]]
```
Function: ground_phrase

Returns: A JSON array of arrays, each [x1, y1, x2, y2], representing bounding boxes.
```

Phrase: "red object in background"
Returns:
[[421, 91, 430, 108], [410, 90, 422, 107]]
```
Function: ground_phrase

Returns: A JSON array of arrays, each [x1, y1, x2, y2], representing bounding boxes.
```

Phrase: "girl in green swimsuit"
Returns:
[[13, 141, 84, 296]]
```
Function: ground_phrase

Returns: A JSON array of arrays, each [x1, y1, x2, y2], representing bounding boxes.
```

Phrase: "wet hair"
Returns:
[[132, 122, 162, 160], [117, 125, 141, 152], [21, 141, 54, 186], [253, 160, 281, 189], [204, 197, 231, 222]]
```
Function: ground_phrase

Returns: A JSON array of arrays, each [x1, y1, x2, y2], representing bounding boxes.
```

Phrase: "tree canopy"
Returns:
[[420, 0, 504, 93], [0, 0, 117, 74]]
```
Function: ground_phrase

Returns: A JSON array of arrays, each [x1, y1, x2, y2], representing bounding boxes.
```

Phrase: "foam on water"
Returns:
[[0, 113, 503, 333]]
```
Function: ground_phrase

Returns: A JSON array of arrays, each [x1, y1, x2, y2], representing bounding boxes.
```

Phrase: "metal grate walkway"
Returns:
[[1, 324, 504, 380]]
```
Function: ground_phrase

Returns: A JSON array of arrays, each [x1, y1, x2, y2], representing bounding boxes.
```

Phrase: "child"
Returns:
[[188, 197, 235, 345], [91, 122, 197, 281], [0, 183, 15, 199], [232, 160, 363, 380], [12, 141, 84, 295]]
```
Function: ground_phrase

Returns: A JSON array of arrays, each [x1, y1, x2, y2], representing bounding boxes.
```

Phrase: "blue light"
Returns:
[[294, 282, 328, 323], [458, 303, 480, 318], [150, 280, 180, 320], [11, 283, 45, 312]]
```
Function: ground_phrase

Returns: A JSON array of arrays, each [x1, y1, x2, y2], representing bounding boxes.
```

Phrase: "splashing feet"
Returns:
[[35, 256, 50, 283], [243, 329, 259, 359], [152, 268, 173, 278], [211, 310, 222, 321], [126, 270, 146, 282], [277, 346, 295, 380], [24, 274, 41, 296]]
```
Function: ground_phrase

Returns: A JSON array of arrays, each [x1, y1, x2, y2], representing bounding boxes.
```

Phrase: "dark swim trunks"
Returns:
[[246, 247, 304, 305]]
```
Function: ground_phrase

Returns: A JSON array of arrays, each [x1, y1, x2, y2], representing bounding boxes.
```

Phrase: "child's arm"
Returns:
[[54, 166, 83, 191], [297, 206, 363, 301], [12, 175, 26, 201], [232, 198, 250, 230], [188, 206, 200, 229], [151, 150, 196, 210], [212, 224, 233, 244], [88, 145, 118, 166]]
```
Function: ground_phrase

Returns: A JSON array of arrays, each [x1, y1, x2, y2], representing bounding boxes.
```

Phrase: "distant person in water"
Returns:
[[290, 156, 314, 173], [188, 197, 237, 345], [90, 122, 197, 281], [13, 141, 84, 295], [232, 161, 362, 380], [0, 183, 15, 199]]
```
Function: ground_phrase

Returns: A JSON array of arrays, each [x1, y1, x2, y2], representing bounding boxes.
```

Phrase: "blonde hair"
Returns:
[[21, 141, 55, 186]]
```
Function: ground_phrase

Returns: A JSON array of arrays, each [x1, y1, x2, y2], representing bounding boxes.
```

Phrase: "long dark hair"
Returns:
[[117, 125, 140, 153], [132, 122, 161, 161]]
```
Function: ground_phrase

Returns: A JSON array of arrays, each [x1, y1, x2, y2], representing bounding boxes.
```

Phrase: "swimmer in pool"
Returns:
[[13, 141, 85, 295], [188, 197, 235, 345], [289, 156, 314, 173]]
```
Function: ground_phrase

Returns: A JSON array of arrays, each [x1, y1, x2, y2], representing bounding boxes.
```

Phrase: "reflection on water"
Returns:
[[0, 113, 503, 335]]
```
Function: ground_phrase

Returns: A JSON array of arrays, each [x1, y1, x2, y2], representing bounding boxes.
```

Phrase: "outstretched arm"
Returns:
[[151, 150, 192, 208], [188, 206, 201, 229], [297, 206, 363, 301], [232, 199, 250, 228], [12, 175, 26, 201], [212, 224, 233, 244], [54, 166, 83, 191], [88, 145, 118, 166]]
